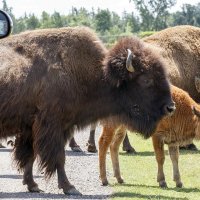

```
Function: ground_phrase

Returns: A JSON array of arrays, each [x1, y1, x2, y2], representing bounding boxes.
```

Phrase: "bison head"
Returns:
[[103, 36, 175, 138]]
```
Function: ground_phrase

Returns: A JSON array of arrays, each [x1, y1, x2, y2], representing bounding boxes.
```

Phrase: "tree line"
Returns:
[[1, 0, 200, 45]]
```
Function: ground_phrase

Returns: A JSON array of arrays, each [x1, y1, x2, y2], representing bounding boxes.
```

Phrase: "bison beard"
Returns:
[[0, 27, 174, 195]]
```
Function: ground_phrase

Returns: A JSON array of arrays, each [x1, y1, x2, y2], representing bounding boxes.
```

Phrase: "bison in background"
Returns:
[[0, 27, 174, 195], [144, 25, 200, 102]]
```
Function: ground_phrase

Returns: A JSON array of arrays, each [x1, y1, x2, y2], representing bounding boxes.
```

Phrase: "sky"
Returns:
[[1, 0, 200, 18]]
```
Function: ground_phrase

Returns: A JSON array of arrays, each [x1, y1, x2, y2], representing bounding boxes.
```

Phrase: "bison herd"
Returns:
[[0, 25, 199, 195]]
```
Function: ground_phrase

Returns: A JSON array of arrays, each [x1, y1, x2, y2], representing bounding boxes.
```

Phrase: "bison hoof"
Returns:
[[159, 181, 167, 188], [71, 146, 83, 152], [28, 185, 44, 193], [102, 179, 109, 186], [122, 146, 137, 154], [64, 187, 82, 195], [176, 182, 183, 188], [117, 177, 124, 184], [87, 143, 97, 153]]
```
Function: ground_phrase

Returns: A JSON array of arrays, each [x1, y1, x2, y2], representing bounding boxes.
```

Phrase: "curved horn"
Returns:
[[126, 49, 135, 73]]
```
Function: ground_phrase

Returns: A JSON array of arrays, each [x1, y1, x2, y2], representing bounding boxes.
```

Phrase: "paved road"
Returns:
[[0, 126, 112, 200]]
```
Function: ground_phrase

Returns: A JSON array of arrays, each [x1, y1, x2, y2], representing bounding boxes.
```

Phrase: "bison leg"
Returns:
[[87, 123, 97, 153], [152, 135, 167, 188], [69, 137, 82, 152], [56, 148, 81, 195], [33, 116, 81, 195], [23, 157, 43, 192], [122, 133, 137, 154], [98, 125, 115, 185], [14, 132, 42, 192], [110, 126, 126, 184], [168, 145, 182, 188]]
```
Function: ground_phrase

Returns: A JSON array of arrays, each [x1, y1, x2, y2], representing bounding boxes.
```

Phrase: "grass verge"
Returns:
[[109, 133, 200, 200]]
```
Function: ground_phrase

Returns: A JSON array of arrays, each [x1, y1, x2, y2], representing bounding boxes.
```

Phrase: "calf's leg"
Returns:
[[168, 145, 182, 188], [98, 125, 115, 185], [152, 135, 167, 188], [110, 126, 126, 183]]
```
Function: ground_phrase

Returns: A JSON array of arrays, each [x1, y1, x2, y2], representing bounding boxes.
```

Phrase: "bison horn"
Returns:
[[126, 49, 135, 73], [192, 106, 200, 118]]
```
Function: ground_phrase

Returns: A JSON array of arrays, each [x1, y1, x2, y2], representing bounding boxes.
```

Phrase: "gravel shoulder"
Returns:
[[0, 125, 112, 200]]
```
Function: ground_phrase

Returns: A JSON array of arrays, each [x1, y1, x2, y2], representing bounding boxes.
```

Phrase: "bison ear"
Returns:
[[126, 49, 135, 73], [192, 106, 200, 118], [195, 76, 200, 93]]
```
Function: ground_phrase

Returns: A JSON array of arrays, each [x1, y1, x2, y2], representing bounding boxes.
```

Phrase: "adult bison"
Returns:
[[144, 25, 200, 102], [0, 27, 174, 195]]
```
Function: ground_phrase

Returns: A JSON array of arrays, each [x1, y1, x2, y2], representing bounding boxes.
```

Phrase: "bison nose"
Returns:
[[164, 102, 176, 116]]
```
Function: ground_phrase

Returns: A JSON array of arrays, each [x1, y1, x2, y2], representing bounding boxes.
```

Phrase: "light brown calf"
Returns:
[[99, 86, 200, 188]]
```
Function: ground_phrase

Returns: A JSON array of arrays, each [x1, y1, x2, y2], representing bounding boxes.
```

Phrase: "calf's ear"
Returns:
[[192, 106, 200, 118]]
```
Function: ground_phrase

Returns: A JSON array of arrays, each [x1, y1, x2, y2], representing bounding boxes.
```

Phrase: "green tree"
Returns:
[[14, 15, 27, 33], [122, 12, 140, 33], [51, 11, 63, 27], [95, 9, 112, 33], [171, 3, 200, 26], [40, 11, 52, 28], [194, 3, 200, 26], [26, 14, 40, 30], [131, 0, 176, 31]]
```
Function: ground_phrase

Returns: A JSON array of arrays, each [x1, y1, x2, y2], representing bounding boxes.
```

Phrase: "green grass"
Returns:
[[109, 133, 200, 200]]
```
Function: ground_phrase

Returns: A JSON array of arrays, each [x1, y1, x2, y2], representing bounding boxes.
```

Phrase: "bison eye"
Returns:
[[143, 79, 154, 87]]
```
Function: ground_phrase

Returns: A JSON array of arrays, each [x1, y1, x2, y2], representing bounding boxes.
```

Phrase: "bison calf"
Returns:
[[0, 27, 174, 195], [152, 86, 200, 188]]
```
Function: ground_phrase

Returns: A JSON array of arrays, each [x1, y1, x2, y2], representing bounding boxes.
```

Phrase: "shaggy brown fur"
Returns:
[[99, 86, 200, 188], [144, 25, 200, 101], [0, 27, 174, 195]]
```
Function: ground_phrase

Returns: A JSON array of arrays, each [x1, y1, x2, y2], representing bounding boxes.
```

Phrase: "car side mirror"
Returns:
[[0, 10, 13, 39]]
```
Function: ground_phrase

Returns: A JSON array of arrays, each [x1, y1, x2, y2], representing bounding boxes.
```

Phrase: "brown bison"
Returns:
[[98, 86, 200, 188], [0, 27, 174, 195], [144, 25, 200, 102]]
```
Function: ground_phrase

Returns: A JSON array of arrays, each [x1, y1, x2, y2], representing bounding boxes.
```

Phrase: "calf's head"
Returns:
[[103, 37, 175, 138]]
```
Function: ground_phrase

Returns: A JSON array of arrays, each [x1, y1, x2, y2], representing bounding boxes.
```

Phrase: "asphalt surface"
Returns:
[[0, 126, 112, 200]]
